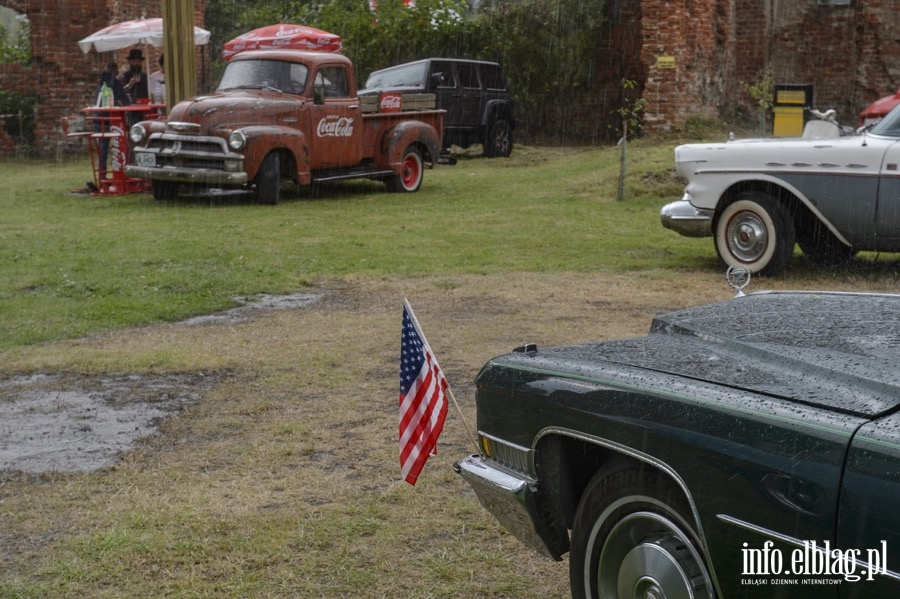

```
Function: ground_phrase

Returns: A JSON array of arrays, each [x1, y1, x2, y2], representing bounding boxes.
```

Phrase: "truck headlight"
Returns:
[[229, 130, 246, 150], [129, 124, 146, 144]]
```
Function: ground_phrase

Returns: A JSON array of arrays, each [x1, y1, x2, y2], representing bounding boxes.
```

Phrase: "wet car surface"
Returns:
[[456, 290, 900, 598]]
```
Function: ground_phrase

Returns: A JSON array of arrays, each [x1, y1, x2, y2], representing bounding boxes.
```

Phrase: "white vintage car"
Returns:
[[661, 107, 900, 275]]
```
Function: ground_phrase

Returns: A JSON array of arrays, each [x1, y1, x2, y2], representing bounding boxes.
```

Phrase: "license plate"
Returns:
[[135, 152, 156, 167]]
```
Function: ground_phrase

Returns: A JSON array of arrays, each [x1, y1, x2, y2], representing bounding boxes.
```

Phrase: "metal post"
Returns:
[[161, 0, 197, 107], [617, 120, 627, 202]]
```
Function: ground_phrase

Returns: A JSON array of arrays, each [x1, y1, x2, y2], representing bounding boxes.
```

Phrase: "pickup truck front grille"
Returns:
[[141, 132, 242, 171]]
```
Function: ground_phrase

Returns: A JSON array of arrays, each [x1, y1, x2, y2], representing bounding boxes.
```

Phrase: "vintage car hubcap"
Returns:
[[600, 512, 710, 599], [726, 211, 768, 261]]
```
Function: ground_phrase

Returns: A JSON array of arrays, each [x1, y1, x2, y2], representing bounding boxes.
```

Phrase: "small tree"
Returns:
[[741, 66, 774, 135], [616, 78, 645, 201]]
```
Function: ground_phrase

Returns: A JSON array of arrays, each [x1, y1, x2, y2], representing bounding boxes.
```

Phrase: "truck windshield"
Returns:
[[364, 63, 427, 89], [218, 59, 308, 95]]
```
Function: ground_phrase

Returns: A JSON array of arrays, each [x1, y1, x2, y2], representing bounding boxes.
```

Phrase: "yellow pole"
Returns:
[[161, 0, 197, 107]]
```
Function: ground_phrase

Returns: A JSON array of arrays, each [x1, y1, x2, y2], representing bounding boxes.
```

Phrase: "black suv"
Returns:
[[362, 58, 515, 157]]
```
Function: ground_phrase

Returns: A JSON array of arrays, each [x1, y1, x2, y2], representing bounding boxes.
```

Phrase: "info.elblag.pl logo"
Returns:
[[742, 540, 889, 584]]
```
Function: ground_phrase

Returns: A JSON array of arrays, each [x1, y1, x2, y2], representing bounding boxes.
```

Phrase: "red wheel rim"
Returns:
[[401, 154, 421, 189]]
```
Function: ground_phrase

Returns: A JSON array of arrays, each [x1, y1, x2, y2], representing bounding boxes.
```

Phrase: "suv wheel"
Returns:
[[484, 119, 512, 158]]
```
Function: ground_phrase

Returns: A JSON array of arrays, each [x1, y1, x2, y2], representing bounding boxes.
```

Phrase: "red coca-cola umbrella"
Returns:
[[221, 24, 342, 60]]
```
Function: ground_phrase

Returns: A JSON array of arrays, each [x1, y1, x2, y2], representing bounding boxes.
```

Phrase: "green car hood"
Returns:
[[491, 292, 900, 418]]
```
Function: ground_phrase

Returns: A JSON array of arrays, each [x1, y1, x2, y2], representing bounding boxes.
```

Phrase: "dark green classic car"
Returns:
[[455, 291, 900, 598]]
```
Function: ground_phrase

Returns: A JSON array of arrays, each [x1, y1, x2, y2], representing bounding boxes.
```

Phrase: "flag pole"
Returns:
[[446, 384, 481, 456], [403, 298, 481, 456]]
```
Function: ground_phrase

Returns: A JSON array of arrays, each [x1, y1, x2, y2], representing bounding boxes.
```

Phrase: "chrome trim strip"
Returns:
[[533, 426, 724, 598], [717, 514, 900, 582]]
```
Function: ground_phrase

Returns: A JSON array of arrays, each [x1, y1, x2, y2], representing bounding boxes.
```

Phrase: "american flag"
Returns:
[[399, 299, 448, 485]]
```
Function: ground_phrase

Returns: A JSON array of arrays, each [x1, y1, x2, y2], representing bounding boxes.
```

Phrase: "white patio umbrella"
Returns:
[[78, 17, 211, 53]]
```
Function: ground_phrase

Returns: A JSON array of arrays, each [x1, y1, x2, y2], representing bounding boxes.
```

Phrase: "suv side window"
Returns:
[[431, 62, 456, 89], [457, 63, 480, 90], [480, 65, 506, 91]]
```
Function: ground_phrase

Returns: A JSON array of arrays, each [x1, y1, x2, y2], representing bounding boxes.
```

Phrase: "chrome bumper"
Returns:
[[660, 196, 713, 238], [124, 165, 249, 186], [454, 455, 563, 560]]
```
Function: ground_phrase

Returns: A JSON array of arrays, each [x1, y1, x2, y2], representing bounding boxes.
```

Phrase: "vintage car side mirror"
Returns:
[[431, 72, 446, 86], [313, 84, 325, 105]]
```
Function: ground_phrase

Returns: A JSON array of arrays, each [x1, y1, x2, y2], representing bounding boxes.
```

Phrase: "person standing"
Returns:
[[120, 48, 149, 104], [149, 54, 165, 105], [95, 62, 131, 179]]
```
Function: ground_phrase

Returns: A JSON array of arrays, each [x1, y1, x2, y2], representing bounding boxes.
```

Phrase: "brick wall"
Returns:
[[0, 0, 205, 156], [639, 0, 900, 132], [768, 1, 900, 124]]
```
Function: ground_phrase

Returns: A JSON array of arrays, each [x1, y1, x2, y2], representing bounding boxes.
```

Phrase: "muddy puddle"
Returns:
[[0, 372, 216, 474], [0, 292, 322, 475]]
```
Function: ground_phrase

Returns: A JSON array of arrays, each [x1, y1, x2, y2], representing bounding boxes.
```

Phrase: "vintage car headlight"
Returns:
[[129, 124, 146, 144], [229, 130, 246, 150]]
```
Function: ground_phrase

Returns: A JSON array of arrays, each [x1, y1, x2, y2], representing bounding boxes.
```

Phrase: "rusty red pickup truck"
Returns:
[[125, 50, 444, 203]]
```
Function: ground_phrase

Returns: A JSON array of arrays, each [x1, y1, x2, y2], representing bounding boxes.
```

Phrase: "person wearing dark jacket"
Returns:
[[119, 48, 149, 104]]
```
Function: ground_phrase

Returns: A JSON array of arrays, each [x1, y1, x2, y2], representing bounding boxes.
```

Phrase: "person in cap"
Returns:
[[119, 48, 149, 104]]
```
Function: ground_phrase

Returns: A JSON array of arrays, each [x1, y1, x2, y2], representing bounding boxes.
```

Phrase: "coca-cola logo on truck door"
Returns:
[[316, 116, 355, 137]]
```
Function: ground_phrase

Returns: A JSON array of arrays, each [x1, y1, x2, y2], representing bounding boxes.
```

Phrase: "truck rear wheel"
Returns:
[[386, 147, 423, 193], [255, 152, 282, 205]]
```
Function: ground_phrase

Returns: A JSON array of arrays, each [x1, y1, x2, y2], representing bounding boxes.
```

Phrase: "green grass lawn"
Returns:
[[1, 142, 713, 351]]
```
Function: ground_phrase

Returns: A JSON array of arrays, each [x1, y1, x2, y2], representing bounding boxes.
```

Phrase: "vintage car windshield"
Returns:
[[217, 59, 309, 95], [364, 63, 427, 89], [868, 104, 900, 137]]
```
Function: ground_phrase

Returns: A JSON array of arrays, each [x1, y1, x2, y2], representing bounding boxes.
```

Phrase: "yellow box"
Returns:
[[775, 89, 807, 105], [773, 106, 804, 137]]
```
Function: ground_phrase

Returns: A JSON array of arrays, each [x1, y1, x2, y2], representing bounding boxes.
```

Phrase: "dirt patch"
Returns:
[[0, 294, 322, 475], [0, 372, 219, 474]]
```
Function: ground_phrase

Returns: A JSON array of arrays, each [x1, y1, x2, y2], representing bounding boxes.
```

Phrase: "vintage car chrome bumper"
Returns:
[[454, 455, 559, 559], [124, 165, 249, 186], [660, 195, 713, 238]]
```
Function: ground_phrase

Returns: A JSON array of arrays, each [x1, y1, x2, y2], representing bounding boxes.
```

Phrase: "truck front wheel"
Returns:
[[386, 147, 423, 193], [152, 180, 179, 201], [255, 152, 282, 205]]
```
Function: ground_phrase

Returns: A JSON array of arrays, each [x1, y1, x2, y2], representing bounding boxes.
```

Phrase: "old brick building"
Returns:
[[1, 0, 898, 155], [0, 0, 205, 156]]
